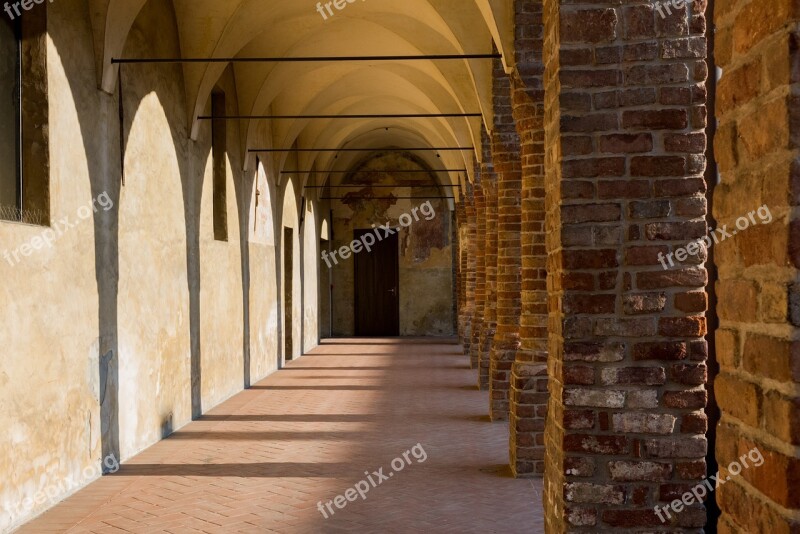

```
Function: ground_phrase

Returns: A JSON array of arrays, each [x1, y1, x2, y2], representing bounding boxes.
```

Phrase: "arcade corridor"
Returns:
[[17, 340, 544, 533], [2, 0, 799, 533]]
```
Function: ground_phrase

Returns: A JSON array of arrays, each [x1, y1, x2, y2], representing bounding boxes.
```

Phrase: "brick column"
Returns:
[[454, 197, 464, 342], [452, 202, 463, 342], [456, 191, 469, 345], [509, 0, 549, 477], [478, 129, 498, 390], [542, 1, 709, 530], [462, 182, 477, 352], [489, 57, 523, 421], [714, 1, 800, 531], [469, 172, 486, 369]]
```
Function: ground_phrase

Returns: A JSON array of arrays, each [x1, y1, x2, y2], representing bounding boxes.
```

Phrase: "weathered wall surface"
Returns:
[[303, 199, 320, 353], [0, 5, 105, 530], [0, 2, 316, 531], [248, 160, 280, 382], [318, 210, 332, 339], [714, 0, 800, 531], [115, 0, 195, 455], [330, 154, 454, 336]]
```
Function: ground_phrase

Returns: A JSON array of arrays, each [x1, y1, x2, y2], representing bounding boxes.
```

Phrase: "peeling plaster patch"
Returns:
[[340, 188, 398, 218], [402, 209, 448, 263]]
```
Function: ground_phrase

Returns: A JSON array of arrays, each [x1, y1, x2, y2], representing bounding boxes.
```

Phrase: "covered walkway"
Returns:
[[18, 340, 543, 533], [6, 1, 800, 532]]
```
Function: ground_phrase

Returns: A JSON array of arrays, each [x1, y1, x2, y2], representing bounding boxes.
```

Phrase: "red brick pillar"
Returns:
[[462, 181, 477, 352], [714, 1, 800, 531], [541, 1, 709, 530], [469, 173, 486, 369], [456, 187, 469, 351], [455, 199, 466, 342], [478, 129, 498, 390], [455, 200, 462, 339], [489, 57, 523, 421], [509, 0, 549, 477]]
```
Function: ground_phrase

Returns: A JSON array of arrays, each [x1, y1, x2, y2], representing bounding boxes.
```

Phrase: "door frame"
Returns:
[[353, 229, 400, 336]]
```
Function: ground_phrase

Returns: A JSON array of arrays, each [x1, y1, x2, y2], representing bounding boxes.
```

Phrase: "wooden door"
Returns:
[[354, 230, 399, 336]]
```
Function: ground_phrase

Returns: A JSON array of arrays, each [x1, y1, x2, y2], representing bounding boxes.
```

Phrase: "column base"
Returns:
[[510, 361, 548, 477]]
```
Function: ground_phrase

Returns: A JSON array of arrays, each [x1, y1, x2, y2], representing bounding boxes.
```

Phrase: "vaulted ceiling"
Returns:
[[87, 0, 515, 190]]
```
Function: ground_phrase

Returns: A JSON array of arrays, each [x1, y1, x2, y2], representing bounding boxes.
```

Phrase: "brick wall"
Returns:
[[511, 360, 549, 476], [479, 128, 499, 390], [462, 182, 477, 354], [509, 0, 549, 478], [458, 182, 476, 349], [542, 0, 566, 523], [542, 0, 710, 529], [470, 171, 487, 370], [456, 199, 465, 342], [489, 56, 523, 421], [714, 0, 800, 531]]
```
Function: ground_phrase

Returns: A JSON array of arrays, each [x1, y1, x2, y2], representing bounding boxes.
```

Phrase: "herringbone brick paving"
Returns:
[[16, 339, 544, 533]]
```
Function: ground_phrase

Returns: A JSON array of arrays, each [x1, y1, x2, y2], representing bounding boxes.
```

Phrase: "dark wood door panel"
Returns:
[[354, 230, 399, 336]]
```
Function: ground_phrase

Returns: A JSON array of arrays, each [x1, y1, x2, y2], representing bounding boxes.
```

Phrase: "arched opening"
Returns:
[[280, 177, 300, 364]]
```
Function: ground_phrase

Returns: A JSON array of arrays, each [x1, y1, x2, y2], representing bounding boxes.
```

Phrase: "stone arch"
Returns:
[[280, 176, 301, 364], [302, 199, 320, 352]]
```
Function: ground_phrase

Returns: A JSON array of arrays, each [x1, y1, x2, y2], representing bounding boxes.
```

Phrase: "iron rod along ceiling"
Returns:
[[305, 185, 456, 188], [321, 196, 454, 200], [283, 169, 466, 174], [249, 147, 473, 153], [111, 54, 501, 64], [198, 113, 481, 120]]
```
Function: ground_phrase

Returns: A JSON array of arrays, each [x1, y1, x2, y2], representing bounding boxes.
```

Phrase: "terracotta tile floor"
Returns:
[[17, 338, 545, 533]]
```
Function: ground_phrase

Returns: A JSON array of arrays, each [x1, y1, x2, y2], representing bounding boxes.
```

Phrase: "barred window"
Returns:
[[0, 16, 21, 222], [0, 8, 49, 226]]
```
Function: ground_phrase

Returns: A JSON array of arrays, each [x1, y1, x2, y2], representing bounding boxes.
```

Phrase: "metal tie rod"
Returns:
[[111, 54, 501, 64], [198, 113, 480, 120], [250, 147, 473, 153], [322, 196, 455, 200], [283, 169, 466, 174], [305, 185, 456, 188]]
